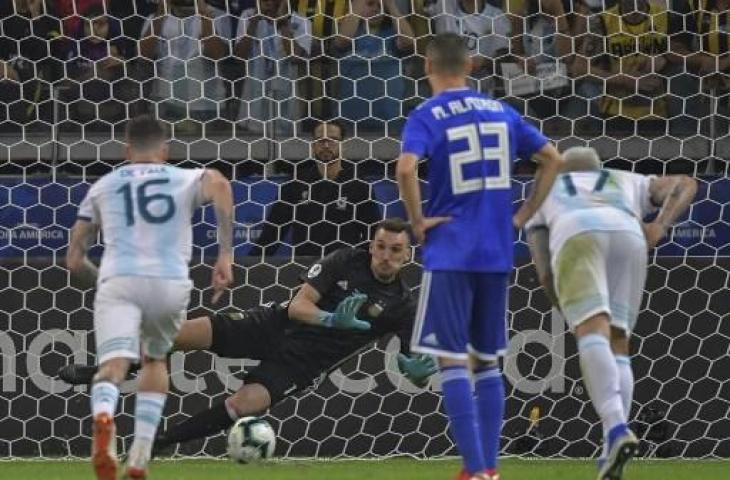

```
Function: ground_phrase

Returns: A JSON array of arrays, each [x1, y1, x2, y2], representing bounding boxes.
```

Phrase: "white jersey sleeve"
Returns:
[[175, 167, 207, 213], [608, 169, 659, 220], [77, 181, 102, 224]]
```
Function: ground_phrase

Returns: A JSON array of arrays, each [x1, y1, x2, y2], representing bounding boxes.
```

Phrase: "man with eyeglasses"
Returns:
[[250, 120, 382, 257]]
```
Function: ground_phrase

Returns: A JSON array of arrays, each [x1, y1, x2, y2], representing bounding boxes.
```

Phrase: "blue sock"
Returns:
[[474, 367, 504, 471], [441, 366, 485, 475], [607, 423, 630, 449]]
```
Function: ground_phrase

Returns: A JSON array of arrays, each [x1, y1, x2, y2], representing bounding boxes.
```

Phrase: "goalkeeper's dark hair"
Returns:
[[374, 218, 409, 236], [126, 115, 168, 152], [426, 33, 469, 75]]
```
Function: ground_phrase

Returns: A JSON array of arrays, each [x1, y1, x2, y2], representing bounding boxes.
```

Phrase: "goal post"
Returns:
[[0, 1, 728, 460]]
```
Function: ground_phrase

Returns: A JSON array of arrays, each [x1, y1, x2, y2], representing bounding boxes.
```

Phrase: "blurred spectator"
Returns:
[[0, 57, 22, 124], [54, 0, 101, 37], [665, 1, 722, 79], [504, 0, 572, 123], [0, 0, 64, 123], [571, 0, 605, 39], [197, 1, 254, 121], [206, 0, 255, 37], [140, 0, 227, 127], [509, 0, 571, 73], [292, 0, 348, 122], [423, 0, 510, 93], [1, 1, 64, 73], [567, 0, 606, 123], [107, 0, 161, 40], [234, 0, 312, 137], [333, 0, 415, 133], [292, 0, 349, 56], [67, 5, 125, 80], [668, 0, 730, 171], [250, 120, 382, 257], [64, 4, 128, 123], [670, 0, 730, 77], [576, 0, 670, 135], [108, 0, 160, 19], [56, 1, 136, 57], [291, 1, 412, 124]]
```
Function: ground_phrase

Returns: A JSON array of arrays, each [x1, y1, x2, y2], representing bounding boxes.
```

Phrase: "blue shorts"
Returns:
[[411, 271, 508, 361]]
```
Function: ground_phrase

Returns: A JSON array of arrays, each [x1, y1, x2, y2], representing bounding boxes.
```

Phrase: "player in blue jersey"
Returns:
[[66, 116, 234, 480], [396, 33, 564, 480]]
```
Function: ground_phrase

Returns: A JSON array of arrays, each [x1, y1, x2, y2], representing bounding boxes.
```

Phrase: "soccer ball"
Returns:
[[227, 416, 276, 463]]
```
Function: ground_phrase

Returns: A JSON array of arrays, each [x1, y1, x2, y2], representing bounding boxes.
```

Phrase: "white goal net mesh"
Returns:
[[0, 0, 728, 460]]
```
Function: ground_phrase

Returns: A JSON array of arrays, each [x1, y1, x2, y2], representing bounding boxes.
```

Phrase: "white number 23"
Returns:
[[447, 122, 509, 194]]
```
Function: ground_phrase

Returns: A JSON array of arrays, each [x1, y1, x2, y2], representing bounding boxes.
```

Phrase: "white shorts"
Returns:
[[94, 276, 192, 365], [553, 231, 647, 333]]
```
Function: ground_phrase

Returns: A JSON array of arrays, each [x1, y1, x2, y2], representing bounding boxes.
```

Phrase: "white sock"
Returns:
[[130, 392, 167, 459], [615, 355, 634, 420], [91, 381, 120, 418], [601, 355, 634, 459], [577, 334, 625, 436]]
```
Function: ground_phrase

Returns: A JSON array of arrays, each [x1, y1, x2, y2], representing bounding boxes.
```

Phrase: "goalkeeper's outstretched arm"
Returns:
[[289, 284, 370, 330], [288, 283, 327, 325]]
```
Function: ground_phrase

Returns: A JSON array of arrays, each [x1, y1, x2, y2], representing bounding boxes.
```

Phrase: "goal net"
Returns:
[[0, 0, 728, 460]]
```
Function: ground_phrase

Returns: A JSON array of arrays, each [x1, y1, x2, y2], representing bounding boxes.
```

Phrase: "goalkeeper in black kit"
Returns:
[[59, 218, 437, 450]]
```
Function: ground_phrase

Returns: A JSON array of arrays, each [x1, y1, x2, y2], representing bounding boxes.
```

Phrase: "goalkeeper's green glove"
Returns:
[[397, 353, 437, 387], [317, 293, 371, 331]]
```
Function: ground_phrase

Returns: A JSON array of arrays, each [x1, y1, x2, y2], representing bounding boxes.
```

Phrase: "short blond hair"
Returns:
[[562, 147, 601, 172]]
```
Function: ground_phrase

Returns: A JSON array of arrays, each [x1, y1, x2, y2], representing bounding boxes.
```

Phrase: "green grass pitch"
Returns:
[[1, 458, 729, 480]]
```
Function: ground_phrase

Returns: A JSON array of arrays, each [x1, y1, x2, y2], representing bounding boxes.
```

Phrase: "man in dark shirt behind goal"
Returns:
[[59, 218, 437, 450]]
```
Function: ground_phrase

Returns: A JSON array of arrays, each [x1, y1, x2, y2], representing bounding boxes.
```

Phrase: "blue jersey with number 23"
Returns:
[[402, 88, 548, 272]]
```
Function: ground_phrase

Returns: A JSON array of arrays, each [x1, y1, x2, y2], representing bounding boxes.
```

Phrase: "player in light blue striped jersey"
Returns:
[[526, 147, 697, 480], [66, 116, 234, 480]]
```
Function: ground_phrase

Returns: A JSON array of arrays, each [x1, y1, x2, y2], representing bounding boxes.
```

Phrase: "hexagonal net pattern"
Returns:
[[0, 0, 729, 461]]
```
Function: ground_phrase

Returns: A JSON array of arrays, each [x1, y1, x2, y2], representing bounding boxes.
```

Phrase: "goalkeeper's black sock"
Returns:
[[154, 402, 234, 449], [57, 362, 141, 385]]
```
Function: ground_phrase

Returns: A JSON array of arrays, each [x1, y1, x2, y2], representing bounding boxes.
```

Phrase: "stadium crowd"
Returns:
[[0, 0, 727, 254], [1, 0, 728, 139]]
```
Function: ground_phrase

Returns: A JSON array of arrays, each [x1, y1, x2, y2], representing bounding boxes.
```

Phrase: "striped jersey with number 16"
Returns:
[[77, 164, 205, 282], [401, 87, 549, 272]]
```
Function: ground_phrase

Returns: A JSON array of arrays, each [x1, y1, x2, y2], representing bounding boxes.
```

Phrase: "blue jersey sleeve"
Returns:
[[401, 110, 431, 159], [509, 107, 549, 161]]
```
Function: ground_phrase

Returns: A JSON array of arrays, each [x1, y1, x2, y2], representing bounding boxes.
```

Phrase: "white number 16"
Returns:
[[447, 122, 509, 194]]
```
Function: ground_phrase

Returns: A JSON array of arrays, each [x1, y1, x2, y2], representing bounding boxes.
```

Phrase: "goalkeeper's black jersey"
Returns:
[[287, 248, 416, 359]]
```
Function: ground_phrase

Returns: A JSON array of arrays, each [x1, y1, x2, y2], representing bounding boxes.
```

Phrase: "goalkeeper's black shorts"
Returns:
[[209, 304, 292, 360], [210, 304, 337, 405], [211, 305, 373, 406]]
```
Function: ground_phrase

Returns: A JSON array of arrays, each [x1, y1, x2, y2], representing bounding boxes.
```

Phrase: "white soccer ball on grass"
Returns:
[[227, 416, 276, 463]]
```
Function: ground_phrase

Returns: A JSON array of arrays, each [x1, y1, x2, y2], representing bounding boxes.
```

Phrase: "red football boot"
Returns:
[[91, 413, 117, 480]]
